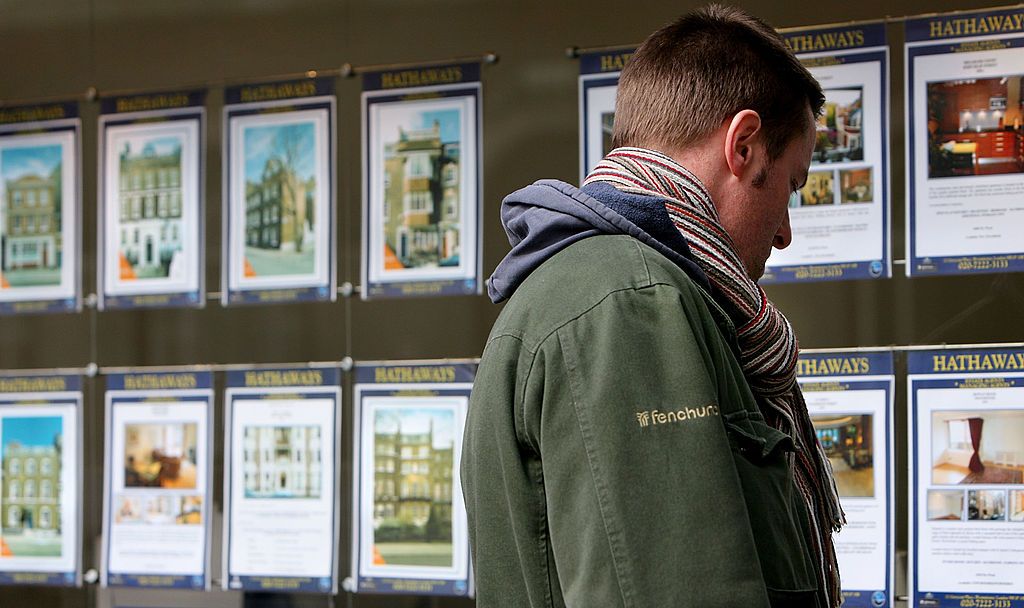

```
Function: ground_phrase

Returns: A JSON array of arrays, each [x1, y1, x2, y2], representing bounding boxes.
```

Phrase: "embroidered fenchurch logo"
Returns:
[[636, 404, 720, 428]]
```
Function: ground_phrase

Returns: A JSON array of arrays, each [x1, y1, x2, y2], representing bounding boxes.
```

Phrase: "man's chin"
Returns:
[[745, 261, 766, 283]]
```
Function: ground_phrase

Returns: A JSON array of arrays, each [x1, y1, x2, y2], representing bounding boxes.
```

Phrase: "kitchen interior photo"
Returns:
[[927, 75, 1024, 177]]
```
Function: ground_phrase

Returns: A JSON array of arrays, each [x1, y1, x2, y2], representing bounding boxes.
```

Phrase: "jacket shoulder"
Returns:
[[488, 234, 706, 352]]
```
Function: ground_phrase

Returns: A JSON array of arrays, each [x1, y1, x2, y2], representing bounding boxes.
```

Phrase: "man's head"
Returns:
[[613, 5, 823, 280]]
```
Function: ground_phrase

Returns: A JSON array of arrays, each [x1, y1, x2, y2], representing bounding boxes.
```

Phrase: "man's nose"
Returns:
[[773, 211, 792, 250]]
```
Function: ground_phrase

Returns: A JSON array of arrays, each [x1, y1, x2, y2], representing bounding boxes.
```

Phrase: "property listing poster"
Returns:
[[223, 367, 340, 593], [578, 48, 634, 182], [764, 23, 890, 283], [0, 374, 81, 586], [361, 63, 482, 299], [908, 347, 1024, 608], [98, 90, 205, 310], [351, 361, 474, 596], [102, 371, 213, 590], [905, 8, 1024, 277], [0, 103, 80, 314], [797, 351, 894, 608], [222, 78, 336, 305]]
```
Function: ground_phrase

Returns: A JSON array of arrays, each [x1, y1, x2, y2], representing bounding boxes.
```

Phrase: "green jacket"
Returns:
[[463, 229, 824, 607]]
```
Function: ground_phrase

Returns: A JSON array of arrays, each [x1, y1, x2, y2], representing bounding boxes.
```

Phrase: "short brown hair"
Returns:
[[612, 5, 824, 160]]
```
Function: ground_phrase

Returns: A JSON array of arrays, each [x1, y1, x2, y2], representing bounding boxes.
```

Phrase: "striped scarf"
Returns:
[[584, 147, 845, 608]]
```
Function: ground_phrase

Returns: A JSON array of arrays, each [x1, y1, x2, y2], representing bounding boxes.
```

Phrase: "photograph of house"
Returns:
[[371, 407, 455, 568], [967, 490, 1006, 521], [380, 107, 461, 272], [0, 144, 63, 289], [931, 410, 1024, 485], [1010, 490, 1024, 522], [243, 122, 317, 277], [791, 171, 835, 207], [811, 413, 874, 497], [600, 111, 615, 157], [116, 136, 184, 280], [1, 416, 62, 557], [814, 87, 864, 163], [927, 75, 1024, 178], [927, 490, 965, 521], [123, 423, 198, 490], [241, 425, 322, 499], [840, 168, 873, 204]]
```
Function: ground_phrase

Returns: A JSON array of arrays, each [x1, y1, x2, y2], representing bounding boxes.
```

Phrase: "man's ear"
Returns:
[[723, 110, 763, 179]]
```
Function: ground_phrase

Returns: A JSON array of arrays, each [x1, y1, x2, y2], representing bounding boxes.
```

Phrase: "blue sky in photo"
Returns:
[[375, 407, 455, 449], [123, 136, 181, 159], [2, 416, 62, 449], [244, 122, 315, 183], [1, 144, 62, 183], [418, 109, 460, 144]]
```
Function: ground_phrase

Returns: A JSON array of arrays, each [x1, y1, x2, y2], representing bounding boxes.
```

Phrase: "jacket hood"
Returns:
[[486, 179, 709, 303]]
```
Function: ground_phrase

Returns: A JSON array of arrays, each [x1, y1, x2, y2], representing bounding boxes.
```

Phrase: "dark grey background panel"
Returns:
[[1, 0, 1022, 606]]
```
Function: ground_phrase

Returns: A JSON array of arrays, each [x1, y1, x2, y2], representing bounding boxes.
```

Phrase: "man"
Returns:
[[462, 5, 844, 608]]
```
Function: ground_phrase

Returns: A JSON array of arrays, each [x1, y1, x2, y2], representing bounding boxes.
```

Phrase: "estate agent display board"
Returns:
[[350, 362, 473, 597], [361, 63, 483, 299], [905, 7, 1024, 277], [577, 47, 633, 182], [0, 103, 80, 315], [101, 371, 214, 590], [222, 78, 337, 306], [223, 367, 341, 593], [908, 347, 1024, 607], [98, 90, 206, 311], [765, 23, 891, 283], [798, 351, 895, 608], [0, 373, 81, 586]]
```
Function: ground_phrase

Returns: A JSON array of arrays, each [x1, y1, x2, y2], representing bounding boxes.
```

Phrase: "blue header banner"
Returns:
[[362, 62, 480, 91], [225, 367, 340, 389], [224, 77, 334, 105], [907, 347, 1024, 375], [100, 89, 206, 115], [354, 362, 477, 385], [783, 22, 887, 54], [906, 7, 1024, 43], [579, 48, 635, 75], [0, 374, 82, 393], [797, 351, 894, 377], [0, 101, 79, 125], [105, 371, 213, 391]]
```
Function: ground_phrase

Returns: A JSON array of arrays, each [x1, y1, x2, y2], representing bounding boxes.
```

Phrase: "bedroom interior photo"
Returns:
[[931, 410, 1024, 485]]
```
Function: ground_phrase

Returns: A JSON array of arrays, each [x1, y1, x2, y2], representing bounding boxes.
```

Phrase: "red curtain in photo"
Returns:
[[968, 417, 985, 473]]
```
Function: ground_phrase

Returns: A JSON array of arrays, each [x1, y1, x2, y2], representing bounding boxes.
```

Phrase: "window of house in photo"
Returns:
[[949, 420, 971, 450]]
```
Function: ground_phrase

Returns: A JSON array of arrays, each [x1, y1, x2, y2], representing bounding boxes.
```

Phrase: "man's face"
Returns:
[[718, 113, 815, 281]]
